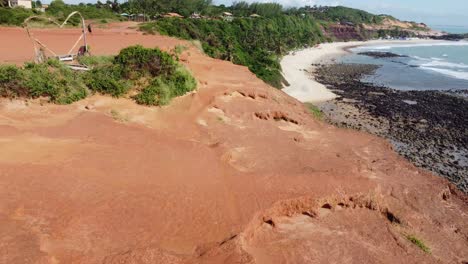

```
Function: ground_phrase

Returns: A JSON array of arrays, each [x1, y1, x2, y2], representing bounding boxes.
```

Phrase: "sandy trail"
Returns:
[[0, 24, 467, 263]]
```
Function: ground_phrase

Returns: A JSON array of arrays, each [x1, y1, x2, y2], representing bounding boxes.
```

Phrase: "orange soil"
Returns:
[[0, 23, 467, 263]]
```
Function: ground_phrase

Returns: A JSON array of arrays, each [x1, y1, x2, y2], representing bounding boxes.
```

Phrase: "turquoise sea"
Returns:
[[340, 41, 468, 91], [430, 25, 468, 34]]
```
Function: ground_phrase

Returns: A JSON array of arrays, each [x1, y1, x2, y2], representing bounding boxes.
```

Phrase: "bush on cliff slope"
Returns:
[[0, 65, 27, 97], [308, 6, 384, 24], [114, 45, 177, 80], [83, 46, 196, 105], [82, 65, 129, 97], [140, 16, 325, 88], [0, 59, 87, 103], [0, 46, 196, 106]]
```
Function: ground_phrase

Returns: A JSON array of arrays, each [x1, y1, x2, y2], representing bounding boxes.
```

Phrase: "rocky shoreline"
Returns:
[[313, 63, 468, 192]]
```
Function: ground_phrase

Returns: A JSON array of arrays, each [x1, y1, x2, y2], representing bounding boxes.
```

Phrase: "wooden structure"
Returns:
[[23, 12, 89, 70]]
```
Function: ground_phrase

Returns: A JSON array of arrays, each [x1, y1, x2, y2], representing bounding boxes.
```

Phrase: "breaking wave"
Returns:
[[370, 41, 468, 50], [419, 67, 468, 80]]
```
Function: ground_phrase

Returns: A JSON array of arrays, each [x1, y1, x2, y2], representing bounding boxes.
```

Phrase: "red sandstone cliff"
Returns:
[[0, 23, 466, 263]]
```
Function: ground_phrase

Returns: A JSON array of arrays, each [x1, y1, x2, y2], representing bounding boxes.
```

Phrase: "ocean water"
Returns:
[[340, 41, 468, 91], [430, 25, 468, 34]]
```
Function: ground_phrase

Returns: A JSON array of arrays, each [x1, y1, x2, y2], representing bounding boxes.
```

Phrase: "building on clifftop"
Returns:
[[8, 0, 32, 8]]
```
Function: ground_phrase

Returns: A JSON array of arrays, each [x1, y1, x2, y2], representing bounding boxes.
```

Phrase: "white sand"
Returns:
[[281, 39, 440, 103]]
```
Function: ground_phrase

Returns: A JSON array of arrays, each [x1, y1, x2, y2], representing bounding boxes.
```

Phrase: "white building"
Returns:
[[8, 0, 32, 9]]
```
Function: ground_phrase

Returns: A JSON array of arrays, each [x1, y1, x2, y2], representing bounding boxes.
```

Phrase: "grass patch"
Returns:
[[110, 109, 127, 122], [305, 102, 323, 120], [406, 235, 431, 253], [77, 55, 114, 67], [173, 45, 188, 55]]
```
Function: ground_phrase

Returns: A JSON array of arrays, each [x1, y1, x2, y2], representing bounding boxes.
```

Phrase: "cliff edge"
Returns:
[[0, 24, 467, 263]]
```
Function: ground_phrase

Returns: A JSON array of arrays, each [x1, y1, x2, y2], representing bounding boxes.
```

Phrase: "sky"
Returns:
[[214, 0, 468, 26]]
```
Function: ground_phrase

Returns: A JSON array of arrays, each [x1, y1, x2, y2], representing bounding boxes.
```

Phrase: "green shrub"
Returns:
[[165, 66, 197, 96], [1, 62, 87, 103], [0, 7, 36, 26], [0, 65, 28, 98], [83, 66, 128, 97], [21, 60, 87, 104], [305, 102, 323, 120], [114, 45, 177, 80], [56, 87, 88, 104], [134, 79, 172, 106], [0, 46, 195, 106], [406, 235, 431, 253], [22, 62, 61, 100], [78, 55, 114, 67], [133, 66, 196, 106]]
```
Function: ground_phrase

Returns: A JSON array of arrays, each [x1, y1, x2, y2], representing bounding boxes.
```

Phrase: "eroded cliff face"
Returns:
[[323, 17, 439, 41], [363, 17, 429, 31], [323, 24, 367, 41], [0, 24, 467, 263]]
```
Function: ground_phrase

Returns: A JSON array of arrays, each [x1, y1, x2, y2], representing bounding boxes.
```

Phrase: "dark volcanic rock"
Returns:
[[430, 34, 467, 41], [314, 63, 468, 192], [358, 51, 408, 58]]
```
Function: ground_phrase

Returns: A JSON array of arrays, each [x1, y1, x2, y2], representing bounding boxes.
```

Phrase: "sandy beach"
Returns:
[[280, 39, 441, 103]]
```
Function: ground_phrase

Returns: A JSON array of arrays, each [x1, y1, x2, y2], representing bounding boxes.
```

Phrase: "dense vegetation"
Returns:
[[1, 0, 432, 91], [46, 0, 120, 24], [125, 0, 212, 18], [136, 3, 426, 87], [0, 46, 196, 106], [306, 6, 384, 24], [141, 15, 325, 88], [0, 6, 36, 25], [228, 2, 282, 17], [0, 60, 88, 104], [0, 0, 119, 26]]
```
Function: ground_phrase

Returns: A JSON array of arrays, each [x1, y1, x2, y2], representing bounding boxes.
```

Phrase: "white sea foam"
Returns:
[[411, 55, 430, 61], [370, 41, 468, 50], [352, 40, 468, 86], [420, 60, 468, 69], [420, 66, 468, 80]]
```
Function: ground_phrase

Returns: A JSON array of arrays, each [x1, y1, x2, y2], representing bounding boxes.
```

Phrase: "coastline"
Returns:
[[280, 39, 442, 103], [289, 41, 468, 192]]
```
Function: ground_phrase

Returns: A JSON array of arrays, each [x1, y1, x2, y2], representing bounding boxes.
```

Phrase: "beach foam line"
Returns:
[[369, 41, 468, 50], [420, 60, 468, 69], [420, 66, 468, 80]]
